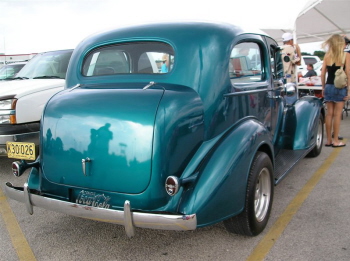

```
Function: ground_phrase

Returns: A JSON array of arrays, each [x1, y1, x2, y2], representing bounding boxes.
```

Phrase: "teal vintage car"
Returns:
[[5, 22, 324, 237]]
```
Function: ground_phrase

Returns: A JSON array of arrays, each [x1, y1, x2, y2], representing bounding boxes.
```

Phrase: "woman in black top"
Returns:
[[321, 34, 350, 147]]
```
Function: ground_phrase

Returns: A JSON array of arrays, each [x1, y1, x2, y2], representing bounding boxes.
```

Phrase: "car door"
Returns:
[[265, 36, 285, 149], [227, 36, 270, 127]]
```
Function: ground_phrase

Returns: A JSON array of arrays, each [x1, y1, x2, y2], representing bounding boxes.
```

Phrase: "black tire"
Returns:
[[307, 113, 324, 158], [224, 151, 274, 236]]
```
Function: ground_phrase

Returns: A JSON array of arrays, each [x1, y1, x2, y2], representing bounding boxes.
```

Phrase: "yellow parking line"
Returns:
[[0, 188, 36, 261], [246, 142, 345, 261]]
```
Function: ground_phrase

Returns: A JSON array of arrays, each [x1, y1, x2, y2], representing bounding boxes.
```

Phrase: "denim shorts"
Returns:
[[324, 84, 347, 102]]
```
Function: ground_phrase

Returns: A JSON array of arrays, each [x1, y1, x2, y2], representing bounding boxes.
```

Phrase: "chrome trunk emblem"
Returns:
[[76, 190, 111, 209]]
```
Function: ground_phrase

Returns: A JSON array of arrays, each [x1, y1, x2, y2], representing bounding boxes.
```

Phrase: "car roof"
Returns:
[[77, 22, 269, 52], [67, 22, 271, 90]]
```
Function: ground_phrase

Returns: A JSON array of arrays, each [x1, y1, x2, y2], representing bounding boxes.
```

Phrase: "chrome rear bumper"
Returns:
[[5, 182, 197, 237]]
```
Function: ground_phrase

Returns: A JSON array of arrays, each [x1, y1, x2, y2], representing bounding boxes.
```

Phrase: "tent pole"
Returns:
[[293, 23, 300, 84]]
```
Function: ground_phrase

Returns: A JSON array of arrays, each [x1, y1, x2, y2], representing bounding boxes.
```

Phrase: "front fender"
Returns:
[[284, 96, 323, 149], [179, 118, 273, 227]]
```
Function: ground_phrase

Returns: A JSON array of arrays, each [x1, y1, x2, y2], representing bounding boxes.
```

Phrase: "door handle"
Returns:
[[82, 157, 91, 176]]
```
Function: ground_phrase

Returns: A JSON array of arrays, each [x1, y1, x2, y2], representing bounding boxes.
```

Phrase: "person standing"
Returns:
[[161, 53, 169, 73], [321, 34, 350, 147], [161, 60, 168, 73], [281, 32, 301, 83], [303, 64, 317, 77]]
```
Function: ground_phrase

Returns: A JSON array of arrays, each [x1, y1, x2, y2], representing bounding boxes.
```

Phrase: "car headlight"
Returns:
[[0, 99, 17, 124]]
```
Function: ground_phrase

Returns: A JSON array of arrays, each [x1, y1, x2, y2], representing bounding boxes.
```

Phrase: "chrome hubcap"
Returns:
[[315, 118, 323, 149], [254, 167, 271, 222]]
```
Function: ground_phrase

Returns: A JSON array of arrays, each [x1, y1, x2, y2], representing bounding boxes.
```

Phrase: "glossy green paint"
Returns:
[[66, 22, 245, 141], [288, 96, 323, 149], [40, 82, 204, 210], [179, 119, 272, 226], [29, 22, 323, 227], [42, 86, 162, 193]]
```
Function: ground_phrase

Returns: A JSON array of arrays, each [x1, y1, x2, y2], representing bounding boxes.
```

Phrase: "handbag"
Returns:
[[334, 53, 347, 89]]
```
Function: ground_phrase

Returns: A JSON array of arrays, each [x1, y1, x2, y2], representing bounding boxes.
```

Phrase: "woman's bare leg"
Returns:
[[325, 102, 334, 145], [332, 101, 345, 145]]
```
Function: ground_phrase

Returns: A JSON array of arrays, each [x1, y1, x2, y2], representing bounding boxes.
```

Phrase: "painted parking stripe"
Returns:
[[246, 143, 345, 261], [0, 187, 36, 261]]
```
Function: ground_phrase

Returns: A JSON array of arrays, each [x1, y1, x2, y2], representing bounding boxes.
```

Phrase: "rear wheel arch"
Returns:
[[224, 151, 274, 236], [179, 120, 274, 226], [256, 143, 274, 169]]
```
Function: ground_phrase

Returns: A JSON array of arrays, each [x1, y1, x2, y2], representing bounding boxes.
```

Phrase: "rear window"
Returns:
[[82, 42, 174, 76]]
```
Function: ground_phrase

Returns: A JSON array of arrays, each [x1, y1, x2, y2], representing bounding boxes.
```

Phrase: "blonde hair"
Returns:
[[322, 34, 346, 65]]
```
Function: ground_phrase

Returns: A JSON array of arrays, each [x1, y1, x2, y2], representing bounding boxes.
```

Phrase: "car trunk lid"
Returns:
[[41, 86, 164, 194]]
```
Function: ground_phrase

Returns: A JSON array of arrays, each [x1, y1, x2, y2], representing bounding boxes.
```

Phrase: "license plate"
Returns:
[[6, 142, 36, 160]]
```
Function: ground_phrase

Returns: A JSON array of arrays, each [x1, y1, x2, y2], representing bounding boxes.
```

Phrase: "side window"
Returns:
[[229, 42, 262, 84], [271, 45, 283, 79], [265, 37, 283, 79]]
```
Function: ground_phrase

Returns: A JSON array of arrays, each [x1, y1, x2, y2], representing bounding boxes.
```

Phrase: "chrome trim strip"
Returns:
[[0, 131, 40, 144], [143, 81, 156, 90], [0, 110, 15, 116], [188, 120, 204, 129], [224, 88, 268, 97], [68, 84, 81, 92], [4, 183, 197, 237]]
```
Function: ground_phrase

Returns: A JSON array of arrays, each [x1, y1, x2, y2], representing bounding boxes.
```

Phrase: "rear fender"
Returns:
[[284, 96, 323, 149], [179, 118, 273, 226]]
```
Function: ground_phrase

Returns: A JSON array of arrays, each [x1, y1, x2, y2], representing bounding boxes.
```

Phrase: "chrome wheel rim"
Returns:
[[315, 118, 323, 149], [254, 167, 271, 222]]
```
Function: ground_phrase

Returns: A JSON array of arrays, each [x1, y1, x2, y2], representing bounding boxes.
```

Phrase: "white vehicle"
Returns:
[[0, 62, 27, 80], [297, 55, 321, 71], [0, 49, 73, 156], [300, 60, 323, 77]]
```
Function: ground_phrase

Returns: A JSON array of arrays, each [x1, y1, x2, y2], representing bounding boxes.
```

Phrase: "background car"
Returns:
[[0, 49, 73, 156], [0, 62, 27, 80], [297, 55, 321, 72]]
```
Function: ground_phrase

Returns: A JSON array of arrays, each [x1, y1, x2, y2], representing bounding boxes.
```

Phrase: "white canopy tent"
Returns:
[[261, 0, 350, 45]]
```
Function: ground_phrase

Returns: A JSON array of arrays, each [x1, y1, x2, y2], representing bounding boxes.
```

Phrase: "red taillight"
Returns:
[[165, 176, 180, 196], [12, 161, 21, 177]]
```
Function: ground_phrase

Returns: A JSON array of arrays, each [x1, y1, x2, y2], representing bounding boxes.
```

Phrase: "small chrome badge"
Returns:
[[76, 190, 111, 209]]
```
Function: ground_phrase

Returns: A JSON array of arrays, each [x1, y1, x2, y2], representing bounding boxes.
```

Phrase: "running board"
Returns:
[[274, 148, 311, 184]]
